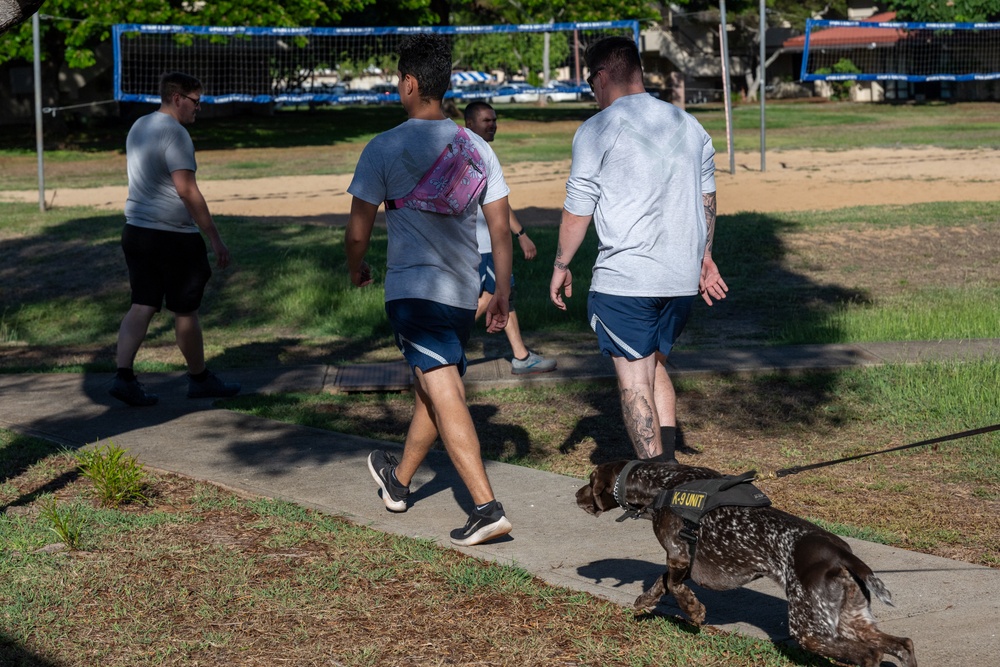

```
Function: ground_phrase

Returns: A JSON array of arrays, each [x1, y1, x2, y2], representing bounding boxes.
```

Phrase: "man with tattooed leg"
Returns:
[[549, 37, 728, 462]]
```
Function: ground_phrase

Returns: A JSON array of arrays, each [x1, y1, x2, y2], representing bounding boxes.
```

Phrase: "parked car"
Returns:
[[490, 82, 539, 104], [448, 83, 496, 102], [542, 81, 584, 103], [367, 83, 399, 104]]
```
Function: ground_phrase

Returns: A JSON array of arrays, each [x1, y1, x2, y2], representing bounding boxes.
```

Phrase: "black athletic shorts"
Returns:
[[121, 224, 211, 313]]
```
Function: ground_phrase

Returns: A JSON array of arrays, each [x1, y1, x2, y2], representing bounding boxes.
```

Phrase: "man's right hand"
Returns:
[[549, 266, 573, 311], [351, 260, 372, 287], [211, 239, 231, 269]]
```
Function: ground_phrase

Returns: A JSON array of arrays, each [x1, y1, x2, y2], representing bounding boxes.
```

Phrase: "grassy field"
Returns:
[[1, 198, 997, 373], [3, 101, 1000, 189]]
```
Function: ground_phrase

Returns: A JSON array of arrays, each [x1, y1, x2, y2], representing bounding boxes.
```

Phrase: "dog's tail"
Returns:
[[863, 572, 895, 607], [844, 551, 895, 607]]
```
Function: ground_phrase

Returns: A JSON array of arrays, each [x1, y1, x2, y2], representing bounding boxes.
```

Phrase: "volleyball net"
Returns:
[[112, 21, 640, 105], [799, 19, 1000, 82]]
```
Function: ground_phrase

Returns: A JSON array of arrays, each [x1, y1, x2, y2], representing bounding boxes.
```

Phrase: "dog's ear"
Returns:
[[576, 468, 606, 516], [578, 464, 621, 516], [590, 468, 611, 513]]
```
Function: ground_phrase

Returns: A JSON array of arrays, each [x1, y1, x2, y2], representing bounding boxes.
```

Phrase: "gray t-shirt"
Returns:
[[124, 112, 199, 233], [475, 205, 492, 254], [564, 93, 716, 297], [348, 118, 510, 309]]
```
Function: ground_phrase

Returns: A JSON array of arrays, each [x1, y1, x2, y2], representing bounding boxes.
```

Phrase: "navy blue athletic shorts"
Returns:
[[385, 298, 476, 376], [478, 252, 516, 311], [121, 224, 211, 314], [587, 292, 695, 360]]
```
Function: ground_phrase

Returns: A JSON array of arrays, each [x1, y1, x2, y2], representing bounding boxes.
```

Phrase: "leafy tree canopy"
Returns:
[[460, 0, 658, 25], [677, 0, 848, 31], [443, 0, 656, 80], [0, 0, 373, 68], [885, 0, 1000, 22]]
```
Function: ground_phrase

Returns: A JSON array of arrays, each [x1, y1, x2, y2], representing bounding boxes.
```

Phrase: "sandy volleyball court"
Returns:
[[3, 147, 999, 218]]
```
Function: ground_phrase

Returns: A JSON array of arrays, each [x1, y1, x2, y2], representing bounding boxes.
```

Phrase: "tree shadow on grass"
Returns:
[[0, 635, 61, 667], [556, 210, 872, 464], [3, 203, 874, 488]]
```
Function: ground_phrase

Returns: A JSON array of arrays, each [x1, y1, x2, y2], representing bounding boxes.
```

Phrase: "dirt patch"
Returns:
[[4, 146, 1000, 218]]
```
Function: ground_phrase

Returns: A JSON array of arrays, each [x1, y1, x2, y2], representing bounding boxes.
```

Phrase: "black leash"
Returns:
[[757, 422, 1000, 480]]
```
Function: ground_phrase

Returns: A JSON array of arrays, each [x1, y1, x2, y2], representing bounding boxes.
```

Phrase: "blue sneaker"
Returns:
[[511, 351, 557, 375]]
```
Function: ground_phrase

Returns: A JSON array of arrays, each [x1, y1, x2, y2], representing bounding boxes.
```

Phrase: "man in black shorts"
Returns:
[[110, 72, 240, 406]]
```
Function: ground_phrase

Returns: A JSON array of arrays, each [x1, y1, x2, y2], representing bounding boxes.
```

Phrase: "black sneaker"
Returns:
[[108, 376, 159, 407], [187, 371, 241, 399], [449, 501, 512, 547], [367, 450, 409, 512]]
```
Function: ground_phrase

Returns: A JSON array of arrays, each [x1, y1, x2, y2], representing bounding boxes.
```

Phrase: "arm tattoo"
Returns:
[[620, 388, 658, 459], [554, 242, 568, 270], [703, 192, 717, 254]]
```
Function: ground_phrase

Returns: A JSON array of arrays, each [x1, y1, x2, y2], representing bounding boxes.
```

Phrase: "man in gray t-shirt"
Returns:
[[109, 72, 240, 407], [347, 34, 515, 548], [549, 37, 729, 463]]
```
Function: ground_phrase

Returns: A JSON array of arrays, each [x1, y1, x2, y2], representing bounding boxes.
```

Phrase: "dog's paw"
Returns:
[[676, 598, 707, 625], [633, 591, 660, 611], [688, 602, 707, 625]]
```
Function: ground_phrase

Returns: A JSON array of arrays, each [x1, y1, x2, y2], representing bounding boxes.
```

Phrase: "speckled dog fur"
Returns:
[[577, 460, 917, 667]]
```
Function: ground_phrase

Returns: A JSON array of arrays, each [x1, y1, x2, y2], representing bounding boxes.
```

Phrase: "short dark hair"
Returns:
[[463, 101, 494, 122], [585, 36, 642, 84], [397, 34, 452, 101], [159, 72, 202, 105]]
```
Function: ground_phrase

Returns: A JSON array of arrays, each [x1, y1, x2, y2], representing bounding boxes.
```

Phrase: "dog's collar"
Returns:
[[613, 460, 648, 521]]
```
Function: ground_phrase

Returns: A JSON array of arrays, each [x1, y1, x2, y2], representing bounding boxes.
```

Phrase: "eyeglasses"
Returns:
[[586, 68, 604, 91], [179, 93, 201, 108]]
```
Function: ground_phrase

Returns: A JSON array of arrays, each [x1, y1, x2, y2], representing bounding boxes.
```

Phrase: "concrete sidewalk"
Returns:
[[2, 339, 998, 667]]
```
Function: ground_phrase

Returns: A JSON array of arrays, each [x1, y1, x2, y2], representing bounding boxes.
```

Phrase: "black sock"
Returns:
[[476, 500, 497, 514], [116, 367, 136, 382], [652, 426, 677, 463], [189, 369, 211, 382]]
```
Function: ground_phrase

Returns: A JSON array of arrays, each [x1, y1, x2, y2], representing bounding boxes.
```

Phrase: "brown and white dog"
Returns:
[[576, 460, 917, 667]]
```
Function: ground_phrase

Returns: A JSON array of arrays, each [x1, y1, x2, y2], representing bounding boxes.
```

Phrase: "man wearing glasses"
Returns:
[[110, 72, 240, 406], [549, 37, 727, 463]]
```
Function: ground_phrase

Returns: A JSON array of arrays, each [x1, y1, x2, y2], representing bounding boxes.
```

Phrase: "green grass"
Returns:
[[76, 442, 150, 507], [781, 287, 1000, 343], [714, 101, 1000, 151], [1, 198, 996, 371], [3, 101, 1000, 189]]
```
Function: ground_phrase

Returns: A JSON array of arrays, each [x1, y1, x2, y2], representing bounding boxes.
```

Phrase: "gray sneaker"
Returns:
[[511, 351, 557, 375]]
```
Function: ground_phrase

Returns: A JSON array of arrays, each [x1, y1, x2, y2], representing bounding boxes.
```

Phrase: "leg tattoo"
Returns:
[[621, 388, 658, 458]]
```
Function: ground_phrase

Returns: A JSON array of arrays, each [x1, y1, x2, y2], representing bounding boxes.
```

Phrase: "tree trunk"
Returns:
[[745, 48, 785, 102]]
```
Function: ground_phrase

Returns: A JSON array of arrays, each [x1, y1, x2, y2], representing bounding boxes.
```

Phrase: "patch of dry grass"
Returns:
[[1, 441, 822, 667]]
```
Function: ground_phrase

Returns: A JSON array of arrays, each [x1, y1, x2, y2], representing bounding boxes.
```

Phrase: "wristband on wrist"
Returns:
[[513, 229, 526, 238]]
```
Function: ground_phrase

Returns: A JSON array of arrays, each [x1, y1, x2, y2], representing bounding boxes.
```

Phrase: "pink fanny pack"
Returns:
[[385, 127, 487, 215]]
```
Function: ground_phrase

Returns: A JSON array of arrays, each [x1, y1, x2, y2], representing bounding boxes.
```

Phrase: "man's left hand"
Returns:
[[518, 234, 537, 260], [699, 255, 728, 306]]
